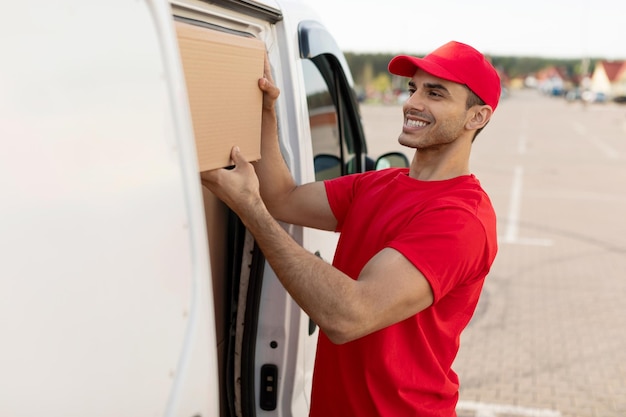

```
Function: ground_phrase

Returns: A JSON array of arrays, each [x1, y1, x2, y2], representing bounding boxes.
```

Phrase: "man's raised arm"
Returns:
[[252, 58, 337, 231]]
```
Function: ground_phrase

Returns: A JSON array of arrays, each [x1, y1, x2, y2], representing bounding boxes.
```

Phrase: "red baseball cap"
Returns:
[[388, 41, 501, 111]]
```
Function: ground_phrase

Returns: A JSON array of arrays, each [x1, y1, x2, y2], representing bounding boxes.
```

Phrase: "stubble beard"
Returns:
[[399, 116, 466, 151]]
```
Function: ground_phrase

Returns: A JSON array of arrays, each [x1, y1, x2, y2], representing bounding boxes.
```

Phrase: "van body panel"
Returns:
[[0, 1, 217, 416]]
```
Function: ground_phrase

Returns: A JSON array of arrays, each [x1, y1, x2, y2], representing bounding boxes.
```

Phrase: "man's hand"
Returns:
[[200, 146, 263, 219], [259, 53, 280, 111]]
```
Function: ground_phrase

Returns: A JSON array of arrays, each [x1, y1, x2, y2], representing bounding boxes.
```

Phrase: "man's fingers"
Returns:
[[200, 167, 220, 185], [263, 51, 275, 83], [199, 148, 241, 186], [259, 77, 280, 97], [230, 146, 257, 175], [260, 52, 280, 110], [230, 146, 245, 165]]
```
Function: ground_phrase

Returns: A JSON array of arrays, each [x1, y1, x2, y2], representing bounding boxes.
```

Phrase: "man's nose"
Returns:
[[404, 92, 425, 112]]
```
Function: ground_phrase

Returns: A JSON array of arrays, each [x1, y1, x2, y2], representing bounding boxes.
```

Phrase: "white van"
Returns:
[[0, 1, 406, 416]]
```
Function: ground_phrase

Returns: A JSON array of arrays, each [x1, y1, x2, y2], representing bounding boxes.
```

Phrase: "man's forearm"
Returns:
[[240, 200, 358, 343], [254, 108, 297, 216]]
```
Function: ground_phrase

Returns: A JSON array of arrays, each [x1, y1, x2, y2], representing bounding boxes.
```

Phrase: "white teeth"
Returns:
[[405, 119, 427, 128]]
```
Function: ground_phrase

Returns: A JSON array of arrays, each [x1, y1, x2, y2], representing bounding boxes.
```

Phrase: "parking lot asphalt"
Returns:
[[360, 90, 626, 417]]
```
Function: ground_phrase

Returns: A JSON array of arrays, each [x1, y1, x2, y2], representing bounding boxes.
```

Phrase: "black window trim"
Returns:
[[298, 20, 368, 173]]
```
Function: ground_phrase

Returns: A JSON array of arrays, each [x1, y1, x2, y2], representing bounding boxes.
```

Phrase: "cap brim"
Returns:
[[388, 55, 463, 84]]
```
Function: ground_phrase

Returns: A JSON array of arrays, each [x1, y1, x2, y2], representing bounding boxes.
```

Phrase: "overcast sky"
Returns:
[[304, 0, 626, 60]]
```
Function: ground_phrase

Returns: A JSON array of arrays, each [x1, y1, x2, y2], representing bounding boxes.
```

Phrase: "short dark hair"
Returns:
[[466, 89, 485, 109], [465, 88, 487, 141]]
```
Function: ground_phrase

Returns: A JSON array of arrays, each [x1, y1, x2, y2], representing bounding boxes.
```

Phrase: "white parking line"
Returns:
[[572, 122, 620, 159], [457, 400, 562, 417], [499, 165, 553, 247], [586, 135, 620, 159], [501, 165, 523, 243]]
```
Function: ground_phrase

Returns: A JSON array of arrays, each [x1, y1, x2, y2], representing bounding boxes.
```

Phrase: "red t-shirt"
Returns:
[[310, 168, 497, 417]]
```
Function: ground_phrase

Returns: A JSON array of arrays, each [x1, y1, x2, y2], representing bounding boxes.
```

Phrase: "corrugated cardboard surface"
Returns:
[[175, 20, 264, 172]]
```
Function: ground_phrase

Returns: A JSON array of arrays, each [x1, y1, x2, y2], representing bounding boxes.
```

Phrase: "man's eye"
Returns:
[[428, 91, 443, 98], [408, 89, 416, 96]]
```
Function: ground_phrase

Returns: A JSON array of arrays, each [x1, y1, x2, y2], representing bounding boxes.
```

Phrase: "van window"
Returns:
[[302, 56, 364, 180], [302, 59, 341, 180]]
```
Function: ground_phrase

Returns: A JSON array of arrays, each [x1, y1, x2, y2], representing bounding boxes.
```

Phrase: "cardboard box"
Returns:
[[175, 20, 264, 172]]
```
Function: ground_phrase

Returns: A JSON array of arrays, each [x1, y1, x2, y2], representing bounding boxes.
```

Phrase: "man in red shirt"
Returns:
[[203, 41, 500, 416]]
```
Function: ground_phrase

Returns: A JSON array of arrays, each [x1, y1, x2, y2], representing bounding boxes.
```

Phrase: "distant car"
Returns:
[[565, 88, 581, 102], [581, 90, 595, 103], [593, 92, 607, 103], [613, 95, 626, 104]]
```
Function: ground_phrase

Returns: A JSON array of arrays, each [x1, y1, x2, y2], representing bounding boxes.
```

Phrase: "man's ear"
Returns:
[[466, 105, 493, 130]]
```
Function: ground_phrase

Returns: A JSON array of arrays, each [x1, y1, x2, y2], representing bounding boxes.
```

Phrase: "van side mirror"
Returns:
[[313, 154, 342, 180], [375, 152, 409, 170], [315, 152, 409, 178]]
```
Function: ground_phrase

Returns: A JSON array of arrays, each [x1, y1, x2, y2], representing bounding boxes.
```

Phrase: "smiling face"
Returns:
[[398, 68, 475, 151]]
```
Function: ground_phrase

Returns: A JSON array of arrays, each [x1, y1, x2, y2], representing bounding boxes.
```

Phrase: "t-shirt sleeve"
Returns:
[[387, 206, 489, 303], [323, 173, 360, 232]]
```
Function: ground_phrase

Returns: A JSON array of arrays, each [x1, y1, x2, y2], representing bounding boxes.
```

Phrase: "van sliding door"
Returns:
[[170, 9, 279, 417]]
